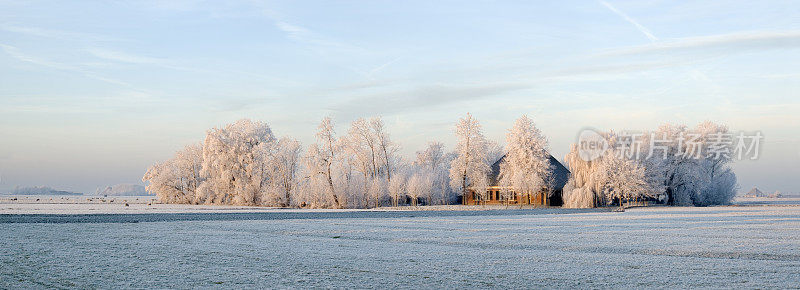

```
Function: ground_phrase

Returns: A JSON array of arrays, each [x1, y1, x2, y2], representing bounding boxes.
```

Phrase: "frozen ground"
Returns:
[[1, 198, 799, 288], [0, 195, 561, 214], [0, 195, 277, 214]]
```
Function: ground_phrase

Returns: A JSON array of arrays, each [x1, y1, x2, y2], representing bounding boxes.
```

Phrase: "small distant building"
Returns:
[[769, 191, 783, 198], [463, 154, 570, 206], [744, 187, 765, 197]]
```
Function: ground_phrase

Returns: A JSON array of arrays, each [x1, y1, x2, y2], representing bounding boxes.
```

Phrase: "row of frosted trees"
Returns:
[[562, 121, 739, 207], [142, 114, 551, 208], [143, 115, 737, 208], [144, 117, 411, 208]]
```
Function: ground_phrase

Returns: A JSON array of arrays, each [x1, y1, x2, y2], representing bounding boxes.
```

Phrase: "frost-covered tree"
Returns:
[[693, 121, 738, 205], [194, 119, 277, 205], [416, 142, 445, 170], [595, 151, 650, 206], [337, 116, 400, 208], [449, 113, 491, 204], [145, 119, 296, 206], [301, 117, 343, 208], [295, 116, 401, 209], [273, 137, 302, 207], [369, 178, 389, 206], [388, 169, 407, 207], [498, 115, 551, 199], [347, 118, 379, 177], [416, 141, 455, 205], [371, 117, 397, 185], [564, 132, 667, 208], [486, 140, 505, 167], [695, 166, 737, 206], [563, 121, 738, 208], [345, 118, 383, 207], [439, 152, 459, 204], [142, 143, 203, 204], [407, 170, 432, 206], [641, 122, 737, 206], [562, 144, 602, 208], [646, 124, 698, 205]]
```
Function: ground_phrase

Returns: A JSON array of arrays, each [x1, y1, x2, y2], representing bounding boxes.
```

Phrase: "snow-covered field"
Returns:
[[0, 195, 275, 214], [1, 198, 799, 288]]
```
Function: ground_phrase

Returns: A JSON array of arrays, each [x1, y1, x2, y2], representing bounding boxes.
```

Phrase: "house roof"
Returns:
[[488, 154, 570, 190], [747, 187, 764, 196]]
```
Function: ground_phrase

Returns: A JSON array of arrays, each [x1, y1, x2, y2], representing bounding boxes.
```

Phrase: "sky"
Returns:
[[0, 0, 798, 194]]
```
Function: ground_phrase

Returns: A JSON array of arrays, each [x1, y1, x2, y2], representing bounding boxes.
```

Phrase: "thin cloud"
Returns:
[[253, 1, 363, 52], [758, 73, 800, 79], [87, 48, 165, 64], [0, 43, 132, 87], [547, 61, 676, 77], [0, 92, 166, 114], [364, 57, 403, 79], [341, 57, 405, 81], [601, 30, 800, 56], [271, 19, 383, 83], [86, 47, 303, 88], [275, 21, 309, 40], [599, 0, 658, 42], [273, 21, 367, 54], [86, 47, 208, 73], [0, 24, 126, 42], [0, 44, 60, 67], [332, 82, 529, 118]]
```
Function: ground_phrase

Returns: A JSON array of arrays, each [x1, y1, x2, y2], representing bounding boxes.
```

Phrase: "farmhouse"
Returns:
[[744, 187, 765, 197], [463, 155, 570, 206]]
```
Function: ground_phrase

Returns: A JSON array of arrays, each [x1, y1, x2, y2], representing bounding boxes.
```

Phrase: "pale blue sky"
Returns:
[[1, 0, 798, 194]]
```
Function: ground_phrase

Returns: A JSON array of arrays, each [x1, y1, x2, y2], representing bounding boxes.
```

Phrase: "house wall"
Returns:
[[464, 187, 550, 206]]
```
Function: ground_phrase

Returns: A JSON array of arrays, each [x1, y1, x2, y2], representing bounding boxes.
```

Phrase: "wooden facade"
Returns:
[[463, 186, 554, 206]]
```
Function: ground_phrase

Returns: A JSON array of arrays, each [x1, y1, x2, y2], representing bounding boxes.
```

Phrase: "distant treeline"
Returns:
[[95, 184, 151, 196], [10, 186, 82, 195]]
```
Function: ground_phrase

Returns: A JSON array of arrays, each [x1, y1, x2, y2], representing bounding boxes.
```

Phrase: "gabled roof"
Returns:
[[747, 187, 764, 196], [488, 154, 570, 190]]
